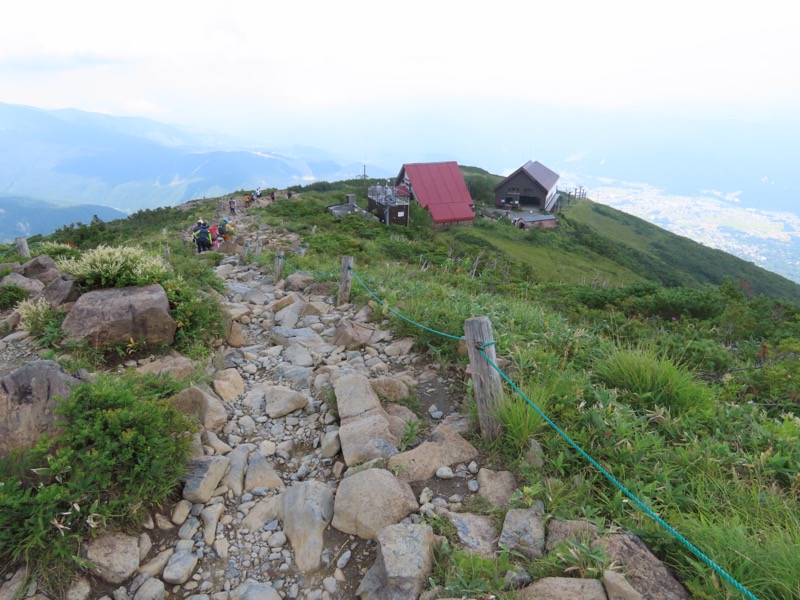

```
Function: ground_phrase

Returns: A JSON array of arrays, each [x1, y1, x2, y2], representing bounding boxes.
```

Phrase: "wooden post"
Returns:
[[239, 242, 249, 264], [274, 252, 284, 282], [253, 240, 263, 258], [337, 255, 354, 306], [15, 237, 30, 258], [464, 316, 505, 441]]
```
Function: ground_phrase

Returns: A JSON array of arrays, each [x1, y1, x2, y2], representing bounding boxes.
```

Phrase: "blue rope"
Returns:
[[477, 346, 759, 600], [348, 267, 465, 341]]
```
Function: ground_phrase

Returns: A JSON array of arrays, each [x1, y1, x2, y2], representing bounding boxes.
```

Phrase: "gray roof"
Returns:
[[521, 161, 559, 192], [514, 214, 558, 223], [495, 160, 560, 193]]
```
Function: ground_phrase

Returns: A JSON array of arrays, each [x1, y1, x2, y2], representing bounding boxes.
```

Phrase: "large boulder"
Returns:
[[61, 284, 176, 348], [356, 524, 436, 600], [598, 532, 690, 600], [34, 275, 81, 308], [17, 255, 61, 284], [0, 360, 81, 456], [332, 469, 418, 540], [0, 272, 45, 295]]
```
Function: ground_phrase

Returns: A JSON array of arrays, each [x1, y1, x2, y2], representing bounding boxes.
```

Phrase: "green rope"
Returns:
[[477, 347, 759, 600], [349, 267, 465, 341], [262, 249, 758, 598]]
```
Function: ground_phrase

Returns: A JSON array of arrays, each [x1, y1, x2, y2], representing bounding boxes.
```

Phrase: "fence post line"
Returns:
[[15, 237, 30, 258], [337, 255, 355, 306], [274, 252, 284, 282], [464, 316, 504, 441]]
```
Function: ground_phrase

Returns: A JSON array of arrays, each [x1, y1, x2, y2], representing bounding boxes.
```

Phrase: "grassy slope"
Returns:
[[563, 199, 800, 302]]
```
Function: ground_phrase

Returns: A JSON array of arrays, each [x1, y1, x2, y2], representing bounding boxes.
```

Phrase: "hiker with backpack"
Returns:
[[229, 196, 237, 216], [218, 217, 234, 242], [193, 219, 213, 253], [209, 222, 220, 249]]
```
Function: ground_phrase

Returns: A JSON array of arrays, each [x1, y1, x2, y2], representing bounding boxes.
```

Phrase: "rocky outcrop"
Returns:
[[0, 360, 81, 456], [61, 284, 176, 347]]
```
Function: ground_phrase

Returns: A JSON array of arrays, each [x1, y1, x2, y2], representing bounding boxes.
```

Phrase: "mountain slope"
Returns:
[[0, 102, 368, 212], [0, 196, 127, 243]]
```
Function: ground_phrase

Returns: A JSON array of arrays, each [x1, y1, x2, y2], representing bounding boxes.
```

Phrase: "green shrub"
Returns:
[[57, 244, 171, 288], [31, 242, 81, 260], [162, 275, 227, 358], [0, 283, 28, 309], [16, 298, 65, 344], [593, 345, 714, 414], [0, 372, 193, 595]]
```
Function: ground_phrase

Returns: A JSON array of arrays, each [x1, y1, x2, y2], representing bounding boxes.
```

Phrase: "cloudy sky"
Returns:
[[2, 1, 800, 181]]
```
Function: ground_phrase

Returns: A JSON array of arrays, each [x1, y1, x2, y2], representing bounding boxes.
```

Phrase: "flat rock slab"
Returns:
[[84, 533, 140, 584], [444, 511, 498, 558], [182, 455, 230, 503], [519, 577, 608, 599], [387, 424, 478, 483]]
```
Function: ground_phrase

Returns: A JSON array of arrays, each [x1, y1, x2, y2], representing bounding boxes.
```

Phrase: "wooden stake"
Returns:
[[337, 255, 354, 306], [15, 237, 30, 258], [464, 316, 504, 441], [274, 252, 284, 282]]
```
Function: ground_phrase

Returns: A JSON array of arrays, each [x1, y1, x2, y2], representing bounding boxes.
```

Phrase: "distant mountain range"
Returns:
[[0, 196, 127, 244], [2, 100, 798, 285], [0, 102, 389, 215]]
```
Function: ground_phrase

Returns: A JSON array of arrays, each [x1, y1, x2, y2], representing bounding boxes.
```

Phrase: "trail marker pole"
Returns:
[[337, 256, 354, 306], [239, 242, 249, 264], [15, 237, 30, 258], [464, 316, 504, 441], [274, 252, 284, 282]]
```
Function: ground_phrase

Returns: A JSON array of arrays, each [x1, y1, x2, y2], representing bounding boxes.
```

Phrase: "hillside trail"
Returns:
[[81, 197, 475, 600]]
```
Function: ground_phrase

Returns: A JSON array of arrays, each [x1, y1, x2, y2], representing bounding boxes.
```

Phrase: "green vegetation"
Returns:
[[2, 175, 800, 598], [249, 187, 800, 599], [0, 372, 194, 596], [0, 282, 28, 309]]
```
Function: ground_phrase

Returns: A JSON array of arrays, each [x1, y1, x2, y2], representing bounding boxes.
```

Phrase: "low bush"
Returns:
[[0, 372, 193, 595], [57, 244, 171, 289], [0, 283, 28, 309]]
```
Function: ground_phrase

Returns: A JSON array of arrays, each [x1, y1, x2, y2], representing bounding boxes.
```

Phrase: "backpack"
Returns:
[[196, 227, 211, 244], [218, 222, 228, 236]]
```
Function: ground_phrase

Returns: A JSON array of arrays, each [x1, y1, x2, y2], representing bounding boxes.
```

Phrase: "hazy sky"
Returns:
[[3, 1, 800, 185], [3, 1, 798, 132]]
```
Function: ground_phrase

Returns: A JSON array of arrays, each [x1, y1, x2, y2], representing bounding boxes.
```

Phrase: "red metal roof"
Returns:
[[398, 161, 474, 224]]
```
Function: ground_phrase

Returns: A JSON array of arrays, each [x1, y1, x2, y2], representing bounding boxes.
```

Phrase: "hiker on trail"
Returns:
[[209, 222, 220, 250], [193, 220, 213, 253], [270, 191, 276, 202], [218, 217, 234, 242], [287, 190, 293, 200], [255, 187, 261, 198], [229, 197, 237, 216]]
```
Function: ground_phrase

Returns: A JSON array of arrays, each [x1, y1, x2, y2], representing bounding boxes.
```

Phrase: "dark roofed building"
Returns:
[[396, 161, 474, 227], [494, 160, 560, 212]]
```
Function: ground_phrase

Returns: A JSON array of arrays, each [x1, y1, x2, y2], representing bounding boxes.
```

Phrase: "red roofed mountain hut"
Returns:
[[395, 161, 474, 228]]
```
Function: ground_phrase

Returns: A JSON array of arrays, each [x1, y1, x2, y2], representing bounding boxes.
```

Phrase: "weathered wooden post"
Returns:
[[464, 316, 505, 441], [15, 237, 30, 258], [253, 240, 263, 258], [274, 252, 284, 282], [239, 241, 249, 264], [337, 255, 355, 306]]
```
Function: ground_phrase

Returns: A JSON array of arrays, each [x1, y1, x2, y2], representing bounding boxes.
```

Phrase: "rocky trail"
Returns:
[[1, 200, 691, 600]]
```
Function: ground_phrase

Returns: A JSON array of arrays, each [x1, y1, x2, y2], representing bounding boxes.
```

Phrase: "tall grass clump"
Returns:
[[666, 474, 800, 600], [593, 345, 714, 414], [0, 372, 193, 595], [497, 383, 553, 454], [0, 283, 28, 309], [57, 244, 171, 288]]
